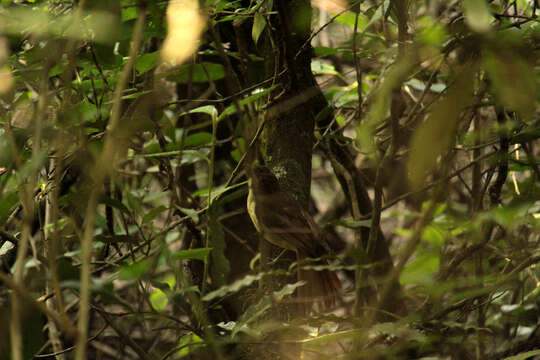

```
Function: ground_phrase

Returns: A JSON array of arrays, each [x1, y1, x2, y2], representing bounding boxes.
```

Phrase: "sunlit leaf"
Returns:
[[252, 10, 266, 45], [161, 0, 204, 66], [407, 66, 475, 189], [463, 0, 492, 33]]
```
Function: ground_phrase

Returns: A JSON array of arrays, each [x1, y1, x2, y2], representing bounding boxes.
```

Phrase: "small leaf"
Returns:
[[184, 132, 213, 147], [503, 350, 540, 360], [252, 11, 266, 45], [189, 105, 218, 121], [135, 52, 159, 74], [170, 248, 212, 262], [175, 206, 199, 223], [203, 273, 264, 302]]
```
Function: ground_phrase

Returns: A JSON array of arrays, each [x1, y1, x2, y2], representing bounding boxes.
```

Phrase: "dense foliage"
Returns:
[[0, 0, 538, 359]]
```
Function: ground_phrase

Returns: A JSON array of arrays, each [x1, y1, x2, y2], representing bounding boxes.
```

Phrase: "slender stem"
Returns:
[[74, 7, 146, 360]]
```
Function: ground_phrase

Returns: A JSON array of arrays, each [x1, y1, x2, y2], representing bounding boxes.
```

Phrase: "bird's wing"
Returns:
[[254, 193, 325, 257]]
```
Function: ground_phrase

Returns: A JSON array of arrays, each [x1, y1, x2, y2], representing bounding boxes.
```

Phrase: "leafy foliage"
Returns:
[[0, 0, 538, 359]]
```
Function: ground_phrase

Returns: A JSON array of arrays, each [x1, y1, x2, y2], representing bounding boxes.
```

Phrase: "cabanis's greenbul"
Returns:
[[247, 165, 340, 311]]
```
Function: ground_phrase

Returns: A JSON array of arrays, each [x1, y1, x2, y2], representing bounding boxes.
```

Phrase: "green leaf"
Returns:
[[399, 253, 439, 286], [483, 51, 536, 117], [503, 350, 540, 360], [203, 273, 264, 302], [170, 248, 212, 262], [218, 85, 277, 120], [421, 224, 445, 247], [313, 46, 339, 56], [189, 105, 218, 121], [135, 52, 159, 74], [175, 205, 200, 223], [330, 218, 372, 229], [170, 62, 225, 83], [232, 281, 305, 337], [407, 67, 475, 189], [252, 11, 266, 44], [184, 132, 213, 147], [149, 288, 168, 311], [119, 259, 151, 280], [176, 333, 204, 358], [122, 6, 138, 22]]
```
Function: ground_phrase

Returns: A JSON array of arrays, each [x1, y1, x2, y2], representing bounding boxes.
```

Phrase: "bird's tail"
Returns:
[[297, 250, 340, 313]]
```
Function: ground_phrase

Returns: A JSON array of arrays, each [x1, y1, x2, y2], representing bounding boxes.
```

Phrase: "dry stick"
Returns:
[[45, 159, 66, 360], [9, 44, 54, 360], [74, 8, 146, 360]]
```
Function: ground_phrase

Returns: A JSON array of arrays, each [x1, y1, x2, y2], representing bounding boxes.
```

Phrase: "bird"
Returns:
[[247, 165, 340, 312]]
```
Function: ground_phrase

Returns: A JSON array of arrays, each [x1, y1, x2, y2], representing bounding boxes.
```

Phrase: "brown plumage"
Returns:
[[247, 165, 340, 311]]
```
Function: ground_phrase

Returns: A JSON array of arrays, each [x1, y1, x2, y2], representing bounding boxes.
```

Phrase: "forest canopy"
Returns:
[[0, 0, 538, 359]]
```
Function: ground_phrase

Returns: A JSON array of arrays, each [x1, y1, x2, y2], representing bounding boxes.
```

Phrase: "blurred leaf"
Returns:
[[162, 0, 204, 66], [149, 288, 168, 311], [422, 224, 445, 247], [189, 105, 218, 121], [184, 132, 213, 147], [203, 273, 263, 302], [416, 15, 448, 46], [177, 333, 204, 358], [149, 274, 175, 311], [142, 205, 167, 225], [121, 6, 138, 22], [218, 86, 277, 120], [232, 281, 305, 337], [357, 52, 417, 156], [313, 46, 339, 56], [407, 66, 475, 189], [483, 51, 535, 117], [175, 205, 199, 223], [503, 350, 540, 360], [135, 51, 159, 74], [119, 259, 151, 280], [399, 253, 439, 286], [463, 0, 492, 33], [170, 248, 212, 262], [329, 218, 372, 229], [16, 149, 47, 186], [169, 62, 225, 83]]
